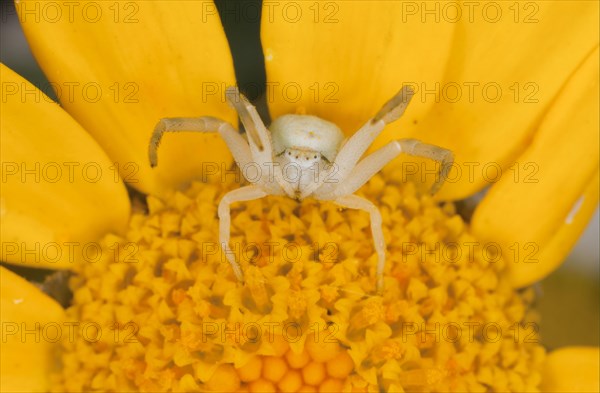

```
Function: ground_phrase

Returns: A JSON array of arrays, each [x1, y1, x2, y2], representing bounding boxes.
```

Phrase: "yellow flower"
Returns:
[[1, 1, 598, 392]]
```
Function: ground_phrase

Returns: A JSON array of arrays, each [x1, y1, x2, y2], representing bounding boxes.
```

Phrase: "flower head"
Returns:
[[53, 167, 544, 392]]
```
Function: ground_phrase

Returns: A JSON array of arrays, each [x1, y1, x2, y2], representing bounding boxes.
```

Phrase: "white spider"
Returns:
[[149, 86, 453, 292]]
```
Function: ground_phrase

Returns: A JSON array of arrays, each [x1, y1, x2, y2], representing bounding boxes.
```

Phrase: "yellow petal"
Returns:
[[410, 1, 599, 199], [17, 0, 237, 196], [1, 64, 130, 269], [541, 347, 599, 393], [0, 267, 65, 392], [262, 0, 454, 134], [472, 46, 599, 287], [507, 170, 598, 287]]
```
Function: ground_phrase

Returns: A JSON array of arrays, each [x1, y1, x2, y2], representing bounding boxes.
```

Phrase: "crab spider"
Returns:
[[149, 86, 453, 292]]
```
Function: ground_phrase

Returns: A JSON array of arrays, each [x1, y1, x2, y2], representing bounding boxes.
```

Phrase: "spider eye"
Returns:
[[313, 155, 317, 159]]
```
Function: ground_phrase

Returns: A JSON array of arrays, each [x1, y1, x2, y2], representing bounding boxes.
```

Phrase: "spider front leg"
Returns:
[[333, 194, 386, 293], [148, 116, 251, 169], [315, 86, 415, 197], [218, 185, 268, 282], [332, 86, 415, 181], [225, 87, 293, 196], [225, 87, 270, 159]]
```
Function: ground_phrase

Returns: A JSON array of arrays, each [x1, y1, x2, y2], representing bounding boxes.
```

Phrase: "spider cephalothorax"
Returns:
[[270, 114, 344, 200], [149, 86, 453, 292]]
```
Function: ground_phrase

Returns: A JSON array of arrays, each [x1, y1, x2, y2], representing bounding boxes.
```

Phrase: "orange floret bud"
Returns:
[[286, 349, 311, 369], [238, 356, 262, 382], [277, 369, 303, 392], [298, 386, 318, 393], [262, 356, 288, 383], [319, 378, 344, 393], [302, 362, 327, 386], [248, 379, 276, 393], [326, 351, 355, 379]]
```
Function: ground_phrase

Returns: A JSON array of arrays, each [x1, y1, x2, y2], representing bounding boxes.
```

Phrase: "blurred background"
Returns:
[[1, 0, 598, 349]]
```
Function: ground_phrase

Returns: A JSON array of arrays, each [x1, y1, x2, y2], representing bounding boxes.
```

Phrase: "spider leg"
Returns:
[[319, 139, 454, 199], [332, 86, 415, 182], [218, 185, 268, 282], [333, 194, 386, 293], [225, 86, 272, 160], [394, 139, 454, 194], [225, 86, 294, 196], [149, 116, 251, 169]]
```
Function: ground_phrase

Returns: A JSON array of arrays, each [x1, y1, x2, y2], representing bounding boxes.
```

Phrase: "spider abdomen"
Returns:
[[270, 114, 345, 162]]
